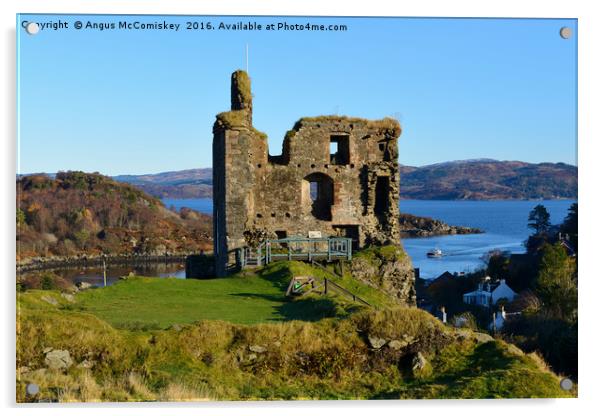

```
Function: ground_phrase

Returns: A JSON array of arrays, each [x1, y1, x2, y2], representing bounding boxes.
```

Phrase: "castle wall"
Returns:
[[213, 71, 402, 275]]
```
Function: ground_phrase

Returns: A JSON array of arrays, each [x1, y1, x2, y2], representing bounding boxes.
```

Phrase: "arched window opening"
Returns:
[[303, 173, 334, 221]]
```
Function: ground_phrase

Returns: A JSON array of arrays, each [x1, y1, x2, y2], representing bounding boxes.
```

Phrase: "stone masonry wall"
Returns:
[[213, 70, 402, 275]]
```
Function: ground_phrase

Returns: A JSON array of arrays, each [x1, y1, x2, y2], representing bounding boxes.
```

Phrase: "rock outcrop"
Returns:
[[43, 349, 73, 370], [399, 213, 483, 238], [351, 246, 416, 306]]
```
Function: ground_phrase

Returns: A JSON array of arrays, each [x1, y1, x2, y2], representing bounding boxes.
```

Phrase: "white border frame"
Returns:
[[2, 1, 600, 415]]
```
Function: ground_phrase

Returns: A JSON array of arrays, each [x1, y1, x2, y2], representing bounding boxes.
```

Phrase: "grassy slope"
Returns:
[[76, 276, 287, 327], [68, 260, 389, 329], [16, 260, 574, 402]]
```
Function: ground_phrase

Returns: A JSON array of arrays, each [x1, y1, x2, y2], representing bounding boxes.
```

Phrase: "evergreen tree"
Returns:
[[563, 202, 578, 235], [536, 242, 577, 321], [528, 204, 551, 235]]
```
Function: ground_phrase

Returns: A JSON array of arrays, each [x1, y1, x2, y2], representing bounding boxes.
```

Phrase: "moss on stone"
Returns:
[[288, 115, 401, 137], [251, 127, 268, 141], [215, 110, 248, 128], [353, 245, 407, 264], [231, 70, 252, 109]]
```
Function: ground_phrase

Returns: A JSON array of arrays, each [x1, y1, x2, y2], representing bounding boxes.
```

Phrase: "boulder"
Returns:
[[77, 359, 95, 369], [410, 352, 432, 378], [44, 349, 73, 370], [249, 345, 267, 353], [473, 332, 494, 344], [368, 335, 387, 349], [412, 352, 427, 371], [75, 281, 92, 290], [388, 339, 406, 351], [60, 293, 75, 302], [40, 296, 58, 306]]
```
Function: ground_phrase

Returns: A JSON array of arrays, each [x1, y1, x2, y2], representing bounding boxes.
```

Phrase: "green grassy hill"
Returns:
[[16, 259, 573, 402]]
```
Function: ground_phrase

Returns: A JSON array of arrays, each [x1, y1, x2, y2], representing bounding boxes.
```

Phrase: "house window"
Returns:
[[330, 135, 350, 165]]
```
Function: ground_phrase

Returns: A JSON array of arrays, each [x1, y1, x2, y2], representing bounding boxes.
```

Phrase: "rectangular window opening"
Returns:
[[330, 135, 350, 165], [374, 176, 390, 216]]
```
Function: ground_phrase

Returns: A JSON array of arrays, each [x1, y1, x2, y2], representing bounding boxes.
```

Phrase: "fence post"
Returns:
[[347, 238, 352, 260], [324, 278, 328, 295], [266, 242, 270, 265]]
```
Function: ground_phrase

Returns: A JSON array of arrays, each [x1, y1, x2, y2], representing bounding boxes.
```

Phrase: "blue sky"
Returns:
[[17, 15, 577, 175]]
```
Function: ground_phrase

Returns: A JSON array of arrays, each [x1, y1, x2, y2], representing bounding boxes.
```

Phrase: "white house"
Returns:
[[491, 279, 517, 304], [463, 278, 517, 307], [462, 285, 492, 307]]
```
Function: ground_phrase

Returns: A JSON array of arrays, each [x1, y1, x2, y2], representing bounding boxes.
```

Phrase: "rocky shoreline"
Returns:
[[399, 213, 483, 238], [16, 252, 196, 274]]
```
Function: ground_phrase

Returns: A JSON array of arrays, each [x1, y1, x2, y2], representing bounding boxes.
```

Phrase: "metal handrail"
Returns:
[[238, 237, 352, 269]]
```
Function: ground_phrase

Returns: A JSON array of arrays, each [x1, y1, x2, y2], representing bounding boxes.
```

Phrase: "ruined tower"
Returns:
[[213, 70, 402, 276]]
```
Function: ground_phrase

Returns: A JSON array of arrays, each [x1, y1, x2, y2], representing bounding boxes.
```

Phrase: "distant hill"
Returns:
[[113, 160, 577, 200], [398, 160, 577, 200], [114, 168, 213, 199], [16, 172, 212, 261]]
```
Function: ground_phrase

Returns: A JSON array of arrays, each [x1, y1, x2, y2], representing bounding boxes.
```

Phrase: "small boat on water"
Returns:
[[427, 248, 443, 258]]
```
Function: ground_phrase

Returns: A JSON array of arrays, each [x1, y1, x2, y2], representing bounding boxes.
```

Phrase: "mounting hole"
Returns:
[[271, 213, 276, 218], [25, 22, 40, 35], [256, 213, 262, 218], [560, 378, 573, 391], [257, 163, 262, 168], [26, 383, 39, 396], [559, 27, 572, 39], [285, 212, 291, 218], [311, 164, 316, 169]]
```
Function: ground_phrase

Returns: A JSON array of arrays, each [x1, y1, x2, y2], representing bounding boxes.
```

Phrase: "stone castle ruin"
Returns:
[[213, 70, 402, 276]]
